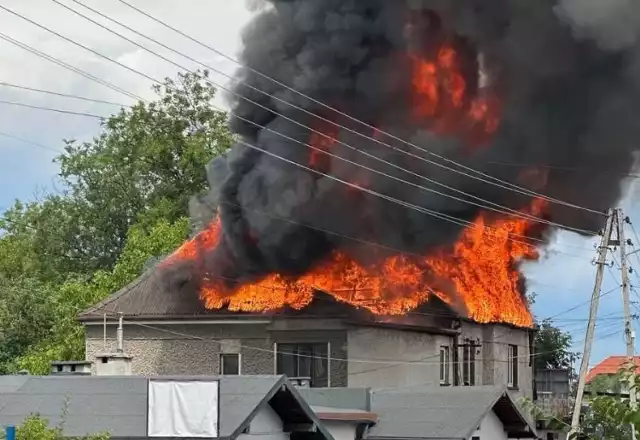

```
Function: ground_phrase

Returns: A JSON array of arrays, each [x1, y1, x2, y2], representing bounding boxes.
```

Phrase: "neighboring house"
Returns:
[[0, 373, 537, 440], [534, 369, 571, 440], [301, 385, 537, 440], [0, 374, 333, 440], [585, 355, 640, 396], [78, 267, 535, 398]]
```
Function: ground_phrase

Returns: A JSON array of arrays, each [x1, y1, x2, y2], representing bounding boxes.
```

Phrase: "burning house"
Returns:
[[80, 0, 640, 399]]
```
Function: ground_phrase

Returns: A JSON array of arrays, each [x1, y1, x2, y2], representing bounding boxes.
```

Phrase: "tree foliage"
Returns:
[[0, 69, 230, 372], [8, 414, 110, 440], [534, 319, 577, 371]]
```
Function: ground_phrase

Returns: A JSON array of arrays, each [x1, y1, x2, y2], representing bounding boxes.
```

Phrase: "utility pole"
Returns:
[[569, 208, 616, 437], [619, 210, 637, 440]]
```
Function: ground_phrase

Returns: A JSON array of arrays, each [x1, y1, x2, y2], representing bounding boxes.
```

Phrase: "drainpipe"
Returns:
[[116, 312, 124, 353], [453, 320, 461, 386]]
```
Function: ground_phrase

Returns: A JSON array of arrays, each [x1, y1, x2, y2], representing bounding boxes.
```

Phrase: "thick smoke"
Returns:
[[184, 0, 640, 295]]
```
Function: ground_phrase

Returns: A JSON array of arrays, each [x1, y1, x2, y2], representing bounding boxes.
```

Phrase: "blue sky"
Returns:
[[0, 0, 636, 369]]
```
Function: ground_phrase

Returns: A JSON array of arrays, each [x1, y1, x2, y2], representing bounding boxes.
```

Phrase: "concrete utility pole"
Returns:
[[619, 210, 638, 440], [569, 208, 615, 437]]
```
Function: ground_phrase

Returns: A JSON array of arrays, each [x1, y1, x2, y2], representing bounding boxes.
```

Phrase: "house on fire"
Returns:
[[78, 266, 535, 399]]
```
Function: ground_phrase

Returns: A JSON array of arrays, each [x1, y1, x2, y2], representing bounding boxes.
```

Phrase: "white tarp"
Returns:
[[147, 380, 219, 437]]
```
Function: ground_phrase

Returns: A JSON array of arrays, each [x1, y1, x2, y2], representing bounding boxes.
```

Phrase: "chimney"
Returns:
[[50, 360, 93, 376], [95, 313, 133, 376], [289, 377, 311, 388]]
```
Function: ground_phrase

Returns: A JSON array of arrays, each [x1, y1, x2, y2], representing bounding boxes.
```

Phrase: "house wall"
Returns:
[[322, 421, 359, 440], [469, 409, 508, 440], [460, 322, 534, 399], [84, 319, 533, 395], [86, 322, 273, 376], [85, 320, 348, 386], [346, 326, 451, 388], [238, 404, 289, 440]]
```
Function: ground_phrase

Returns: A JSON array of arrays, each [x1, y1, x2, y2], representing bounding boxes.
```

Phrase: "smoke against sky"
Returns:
[[175, 0, 640, 321]]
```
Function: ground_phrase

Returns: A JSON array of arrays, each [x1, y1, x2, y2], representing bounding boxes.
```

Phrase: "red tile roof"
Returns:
[[586, 356, 640, 383]]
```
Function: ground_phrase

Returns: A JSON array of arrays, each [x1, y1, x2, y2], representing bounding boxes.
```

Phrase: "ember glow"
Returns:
[[410, 44, 501, 145]]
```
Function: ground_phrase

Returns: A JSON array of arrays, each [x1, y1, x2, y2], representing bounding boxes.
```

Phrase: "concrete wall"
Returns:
[[322, 421, 358, 440], [84, 319, 533, 395], [85, 320, 347, 386], [460, 322, 534, 399], [469, 409, 508, 440], [346, 326, 451, 388], [238, 404, 289, 440]]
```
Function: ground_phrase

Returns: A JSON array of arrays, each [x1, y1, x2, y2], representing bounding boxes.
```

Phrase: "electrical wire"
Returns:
[[0, 99, 104, 119], [112, 0, 606, 217], [0, 131, 63, 154], [0, 81, 131, 107], [0, 31, 145, 103], [50, 0, 600, 236]]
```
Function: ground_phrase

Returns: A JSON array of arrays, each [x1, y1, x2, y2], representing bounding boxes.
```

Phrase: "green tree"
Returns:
[[33, 69, 232, 276], [9, 414, 110, 440], [534, 319, 577, 371], [14, 218, 190, 375]]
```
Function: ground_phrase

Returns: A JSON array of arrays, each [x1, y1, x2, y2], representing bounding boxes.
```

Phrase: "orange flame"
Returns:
[[165, 199, 545, 328], [411, 43, 501, 143], [163, 43, 537, 328]]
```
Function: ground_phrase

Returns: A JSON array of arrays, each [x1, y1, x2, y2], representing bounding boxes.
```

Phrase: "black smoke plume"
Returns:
[[179, 0, 640, 299]]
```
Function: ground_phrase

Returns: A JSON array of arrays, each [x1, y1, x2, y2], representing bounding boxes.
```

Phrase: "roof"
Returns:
[[367, 386, 536, 440], [0, 375, 332, 440], [77, 263, 459, 324], [586, 356, 640, 383]]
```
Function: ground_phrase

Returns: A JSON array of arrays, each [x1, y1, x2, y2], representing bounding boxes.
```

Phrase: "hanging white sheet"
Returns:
[[147, 380, 219, 437]]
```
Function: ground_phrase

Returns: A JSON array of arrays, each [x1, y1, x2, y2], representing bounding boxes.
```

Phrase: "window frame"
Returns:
[[220, 353, 242, 376], [439, 345, 450, 385], [507, 344, 518, 388], [462, 341, 476, 386], [274, 342, 329, 387]]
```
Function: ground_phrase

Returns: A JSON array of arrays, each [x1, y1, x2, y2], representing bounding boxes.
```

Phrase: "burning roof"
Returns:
[[161, 0, 640, 328]]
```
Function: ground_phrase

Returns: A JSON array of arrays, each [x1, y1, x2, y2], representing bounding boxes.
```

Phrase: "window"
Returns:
[[439, 346, 450, 385], [275, 343, 328, 387], [462, 342, 476, 386], [220, 353, 240, 375], [507, 344, 518, 388]]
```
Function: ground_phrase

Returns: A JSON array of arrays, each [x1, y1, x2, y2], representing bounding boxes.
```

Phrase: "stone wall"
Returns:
[[85, 322, 273, 376], [85, 320, 348, 385]]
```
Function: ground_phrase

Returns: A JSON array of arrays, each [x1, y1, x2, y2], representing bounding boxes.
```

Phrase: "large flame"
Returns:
[[162, 42, 540, 328], [164, 198, 543, 328]]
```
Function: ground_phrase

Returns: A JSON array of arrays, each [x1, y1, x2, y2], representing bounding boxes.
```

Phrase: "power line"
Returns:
[[0, 81, 131, 107], [233, 136, 597, 257], [113, 0, 606, 217], [484, 160, 640, 179], [55, 0, 601, 235], [1, 9, 569, 252], [0, 99, 104, 119], [0, 131, 62, 154], [0, 4, 164, 89], [0, 31, 145, 103]]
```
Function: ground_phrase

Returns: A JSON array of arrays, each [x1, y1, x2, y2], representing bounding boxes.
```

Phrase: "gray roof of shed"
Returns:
[[368, 386, 536, 440], [0, 375, 331, 440]]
